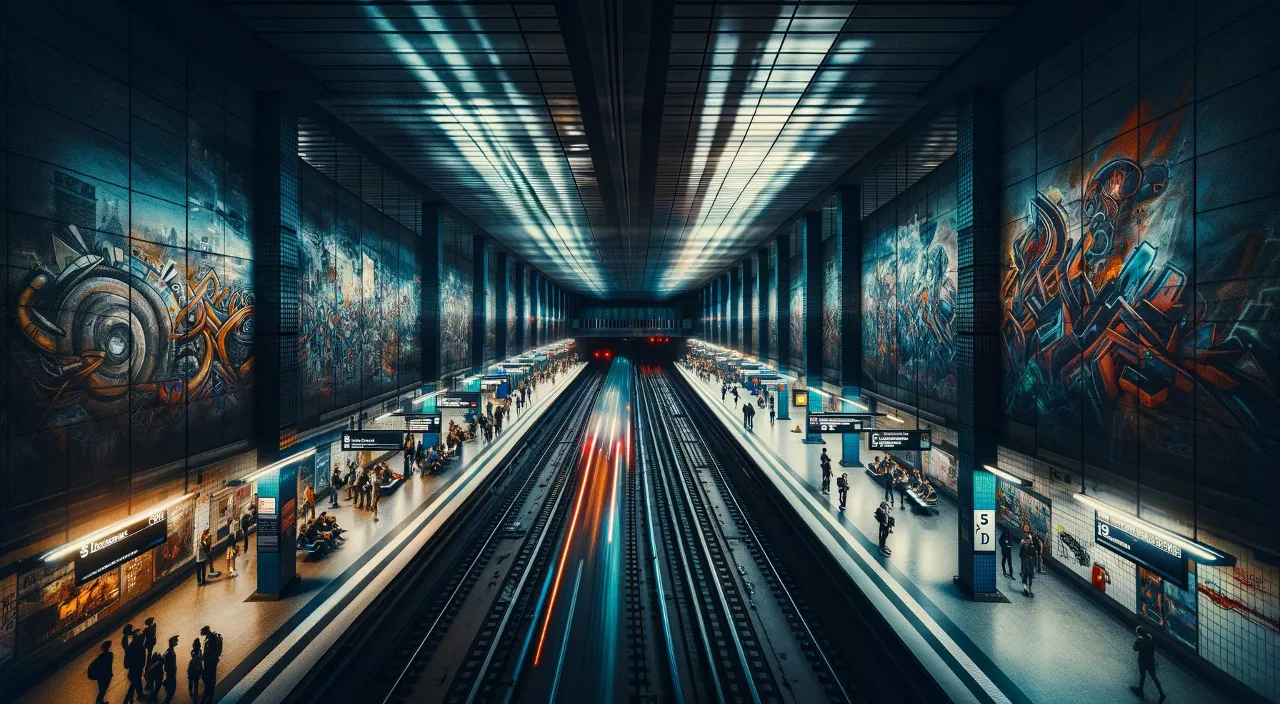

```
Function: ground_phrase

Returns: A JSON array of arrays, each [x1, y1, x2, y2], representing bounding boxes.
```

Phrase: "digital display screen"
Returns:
[[341, 430, 405, 451], [437, 392, 481, 409], [806, 414, 862, 434], [868, 429, 932, 451], [405, 414, 443, 433], [74, 512, 168, 584]]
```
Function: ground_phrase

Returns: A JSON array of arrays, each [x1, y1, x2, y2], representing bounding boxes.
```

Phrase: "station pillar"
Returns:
[[840, 386, 863, 467], [775, 231, 790, 376], [756, 248, 769, 360], [801, 210, 824, 444], [954, 91, 1003, 601]]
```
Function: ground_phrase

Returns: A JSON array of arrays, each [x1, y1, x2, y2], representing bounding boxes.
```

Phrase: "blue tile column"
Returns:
[[955, 91, 1002, 601], [840, 386, 863, 467], [253, 93, 300, 464], [837, 186, 864, 466], [802, 211, 824, 444], [254, 459, 298, 600]]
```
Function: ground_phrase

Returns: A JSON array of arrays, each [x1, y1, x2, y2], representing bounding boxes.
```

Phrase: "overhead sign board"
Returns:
[[404, 414, 442, 433], [1094, 511, 1188, 588], [74, 511, 168, 584], [341, 430, 404, 451], [868, 429, 932, 451], [805, 414, 862, 434], [437, 392, 481, 409]]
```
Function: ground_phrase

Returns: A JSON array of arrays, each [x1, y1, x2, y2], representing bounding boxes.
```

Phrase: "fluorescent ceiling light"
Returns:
[[983, 464, 1030, 486], [42, 492, 197, 563]]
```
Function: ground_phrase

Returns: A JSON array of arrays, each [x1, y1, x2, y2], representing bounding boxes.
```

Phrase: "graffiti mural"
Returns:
[[767, 245, 778, 361], [861, 209, 958, 407], [297, 166, 421, 423], [506, 259, 517, 353], [790, 255, 804, 371], [1000, 110, 1280, 468], [484, 243, 496, 361], [822, 237, 841, 381], [440, 251, 473, 374]]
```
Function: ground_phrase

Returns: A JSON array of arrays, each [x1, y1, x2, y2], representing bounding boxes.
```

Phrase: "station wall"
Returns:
[[483, 239, 496, 363], [439, 246, 472, 376], [766, 241, 778, 362], [859, 158, 960, 421], [994, 1, 1280, 698], [296, 163, 422, 429]]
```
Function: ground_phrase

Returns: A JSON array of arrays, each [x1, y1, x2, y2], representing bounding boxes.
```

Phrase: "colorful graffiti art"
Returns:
[[790, 256, 804, 370], [1001, 136, 1280, 463], [13, 225, 254, 449], [440, 252, 473, 374], [822, 237, 841, 380], [862, 213, 958, 405], [767, 246, 778, 360]]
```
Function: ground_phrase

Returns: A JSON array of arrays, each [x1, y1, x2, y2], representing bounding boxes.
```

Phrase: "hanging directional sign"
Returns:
[[806, 414, 863, 434], [868, 429, 932, 451]]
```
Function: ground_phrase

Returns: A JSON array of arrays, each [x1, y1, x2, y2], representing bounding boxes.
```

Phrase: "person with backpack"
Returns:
[[88, 641, 114, 704], [161, 636, 179, 704], [837, 472, 849, 510], [187, 639, 203, 698], [820, 452, 832, 494], [331, 464, 342, 507], [199, 626, 222, 703], [1131, 626, 1166, 702], [875, 501, 894, 556]]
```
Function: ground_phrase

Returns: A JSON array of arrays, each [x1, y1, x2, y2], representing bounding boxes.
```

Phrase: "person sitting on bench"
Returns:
[[917, 479, 938, 505], [302, 520, 337, 553], [315, 513, 345, 540], [424, 445, 442, 473]]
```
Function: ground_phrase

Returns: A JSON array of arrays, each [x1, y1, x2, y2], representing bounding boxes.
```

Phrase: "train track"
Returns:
[[636, 367, 855, 704], [285, 370, 603, 704]]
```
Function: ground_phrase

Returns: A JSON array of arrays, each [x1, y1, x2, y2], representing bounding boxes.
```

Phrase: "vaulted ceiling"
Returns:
[[224, 0, 1023, 298]]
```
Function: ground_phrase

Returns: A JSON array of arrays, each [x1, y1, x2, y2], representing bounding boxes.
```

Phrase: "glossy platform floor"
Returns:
[[677, 364, 1226, 704], [16, 365, 585, 704]]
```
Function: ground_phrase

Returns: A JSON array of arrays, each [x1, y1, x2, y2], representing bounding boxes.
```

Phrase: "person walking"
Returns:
[[882, 472, 895, 507], [820, 451, 832, 494], [837, 473, 849, 510], [199, 626, 221, 704], [999, 529, 1014, 578], [195, 530, 209, 586], [896, 474, 909, 509], [88, 641, 114, 704], [1130, 626, 1166, 702], [1019, 534, 1037, 596], [187, 639, 203, 699], [123, 630, 146, 704], [225, 535, 240, 577], [330, 465, 342, 507], [160, 636, 178, 704], [372, 479, 381, 522], [741, 403, 752, 430], [769, 405, 776, 426], [746, 402, 755, 430]]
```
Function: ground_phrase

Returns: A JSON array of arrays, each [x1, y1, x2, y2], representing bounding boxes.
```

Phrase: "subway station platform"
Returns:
[[14, 365, 585, 704], [675, 363, 1226, 704]]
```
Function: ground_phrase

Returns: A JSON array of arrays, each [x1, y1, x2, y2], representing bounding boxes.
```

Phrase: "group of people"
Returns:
[[869, 455, 938, 508], [999, 527, 1046, 597], [88, 620, 223, 704], [299, 511, 346, 554]]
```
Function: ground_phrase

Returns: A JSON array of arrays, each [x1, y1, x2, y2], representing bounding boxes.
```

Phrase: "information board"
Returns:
[[404, 414, 443, 433], [437, 392, 481, 409], [868, 429, 932, 451], [256, 497, 278, 550], [341, 430, 405, 451], [806, 414, 862, 434], [791, 390, 809, 407], [74, 511, 168, 584], [1094, 511, 1188, 589]]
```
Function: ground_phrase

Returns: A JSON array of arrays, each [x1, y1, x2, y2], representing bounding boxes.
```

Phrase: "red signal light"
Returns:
[[593, 351, 600, 358], [604, 350, 612, 359]]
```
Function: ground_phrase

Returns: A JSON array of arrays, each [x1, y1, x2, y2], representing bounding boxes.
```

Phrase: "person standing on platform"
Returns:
[[1032, 532, 1046, 574], [241, 509, 253, 553], [896, 473, 908, 509], [1019, 534, 1037, 597], [195, 532, 209, 587], [837, 473, 849, 510], [144, 650, 163, 702], [304, 484, 316, 522], [769, 405, 776, 426], [741, 403, 751, 430], [199, 626, 221, 704], [999, 529, 1014, 578], [746, 402, 755, 430], [820, 454, 832, 494], [731, 386, 740, 405], [721, 384, 727, 402], [331, 465, 342, 507], [1130, 626, 1166, 702], [187, 639, 203, 699], [123, 629, 145, 704], [875, 502, 892, 556], [142, 616, 158, 662], [372, 479, 381, 522], [88, 641, 114, 704], [882, 471, 895, 507], [161, 636, 178, 704]]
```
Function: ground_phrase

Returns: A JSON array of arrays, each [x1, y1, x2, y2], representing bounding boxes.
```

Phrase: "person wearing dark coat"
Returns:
[[144, 651, 163, 702], [999, 530, 1014, 578], [1130, 626, 1166, 702], [123, 631, 146, 704], [200, 626, 221, 704], [161, 635, 179, 704], [187, 639, 203, 698], [89, 641, 114, 704], [141, 617, 158, 662]]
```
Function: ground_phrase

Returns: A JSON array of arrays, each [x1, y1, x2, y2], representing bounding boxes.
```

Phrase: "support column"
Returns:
[[471, 234, 486, 371], [955, 92, 1003, 601], [740, 261, 753, 355], [775, 233, 791, 376], [757, 249, 768, 359], [838, 186, 864, 467], [803, 211, 824, 444], [251, 93, 300, 599], [728, 267, 740, 350], [514, 263, 526, 352], [496, 251, 509, 358], [421, 203, 443, 382]]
